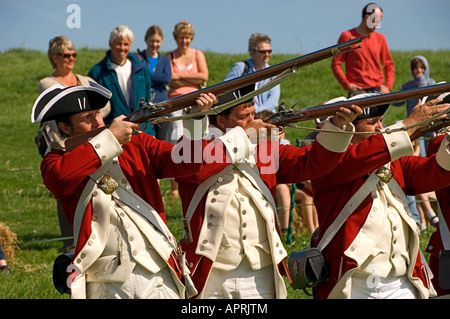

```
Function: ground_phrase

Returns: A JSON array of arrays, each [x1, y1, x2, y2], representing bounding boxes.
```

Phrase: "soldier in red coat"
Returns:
[[311, 93, 450, 299], [175, 87, 363, 299], [426, 132, 450, 297], [33, 82, 219, 299]]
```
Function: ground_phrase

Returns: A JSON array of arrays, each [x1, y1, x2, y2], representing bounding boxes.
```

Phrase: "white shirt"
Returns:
[[111, 59, 132, 106]]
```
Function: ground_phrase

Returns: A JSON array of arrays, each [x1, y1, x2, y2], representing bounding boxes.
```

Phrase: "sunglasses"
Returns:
[[59, 53, 77, 59], [254, 49, 272, 55]]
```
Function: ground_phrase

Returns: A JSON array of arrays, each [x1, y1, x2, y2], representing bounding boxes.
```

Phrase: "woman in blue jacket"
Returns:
[[136, 25, 173, 141]]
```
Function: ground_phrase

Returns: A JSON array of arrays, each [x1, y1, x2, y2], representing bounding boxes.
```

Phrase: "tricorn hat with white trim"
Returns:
[[31, 81, 112, 124], [421, 91, 450, 105], [216, 83, 256, 107], [349, 92, 390, 120], [325, 92, 390, 121]]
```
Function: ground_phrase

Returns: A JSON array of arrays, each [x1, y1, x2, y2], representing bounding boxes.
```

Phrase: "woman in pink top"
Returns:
[[165, 20, 209, 197], [168, 20, 209, 98]]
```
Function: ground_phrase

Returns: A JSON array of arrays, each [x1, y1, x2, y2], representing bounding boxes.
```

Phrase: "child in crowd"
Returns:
[[394, 56, 438, 230]]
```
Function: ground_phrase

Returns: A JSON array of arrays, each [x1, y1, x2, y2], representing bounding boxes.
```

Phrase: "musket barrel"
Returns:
[[267, 82, 450, 125], [137, 37, 363, 121], [64, 38, 362, 151]]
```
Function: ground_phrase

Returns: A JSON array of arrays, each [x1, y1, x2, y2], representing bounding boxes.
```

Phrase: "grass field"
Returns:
[[0, 47, 448, 299]]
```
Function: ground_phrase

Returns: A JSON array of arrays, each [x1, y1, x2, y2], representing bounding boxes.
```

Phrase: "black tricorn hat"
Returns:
[[422, 91, 450, 105], [349, 92, 390, 120], [216, 83, 256, 107], [31, 81, 112, 124]]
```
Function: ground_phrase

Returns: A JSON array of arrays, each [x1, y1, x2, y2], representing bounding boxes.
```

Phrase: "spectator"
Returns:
[[136, 25, 172, 141], [224, 33, 280, 114], [393, 55, 438, 230], [310, 93, 450, 299], [88, 25, 155, 136], [37, 35, 110, 253], [166, 20, 209, 197], [32, 83, 219, 299], [331, 3, 395, 96], [38, 35, 111, 154], [394, 56, 436, 116], [0, 244, 9, 274], [255, 111, 318, 235]]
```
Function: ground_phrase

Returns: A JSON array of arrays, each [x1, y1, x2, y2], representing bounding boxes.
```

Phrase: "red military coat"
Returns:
[[176, 123, 354, 298], [426, 133, 450, 296], [312, 132, 450, 299], [41, 129, 225, 296]]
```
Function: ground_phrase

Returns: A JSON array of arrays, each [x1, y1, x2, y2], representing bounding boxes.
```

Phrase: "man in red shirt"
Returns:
[[331, 3, 395, 96]]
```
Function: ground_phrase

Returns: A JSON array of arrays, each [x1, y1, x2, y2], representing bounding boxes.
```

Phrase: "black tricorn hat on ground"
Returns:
[[31, 81, 112, 124]]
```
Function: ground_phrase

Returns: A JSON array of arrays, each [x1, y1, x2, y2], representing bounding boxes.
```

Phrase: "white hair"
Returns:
[[109, 25, 134, 43]]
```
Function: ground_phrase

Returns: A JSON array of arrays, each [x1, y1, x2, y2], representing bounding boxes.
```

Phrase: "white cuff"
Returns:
[[182, 116, 209, 141], [382, 122, 414, 161], [316, 119, 355, 153], [88, 129, 123, 165], [217, 126, 255, 163], [436, 134, 450, 171]]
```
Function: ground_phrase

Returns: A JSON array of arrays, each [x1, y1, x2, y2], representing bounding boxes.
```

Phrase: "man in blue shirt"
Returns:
[[224, 33, 280, 114], [89, 25, 155, 136]]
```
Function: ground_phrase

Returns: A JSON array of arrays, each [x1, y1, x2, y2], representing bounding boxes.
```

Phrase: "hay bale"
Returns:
[[0, 222, 18, 260], [292, 205, 308, 235]]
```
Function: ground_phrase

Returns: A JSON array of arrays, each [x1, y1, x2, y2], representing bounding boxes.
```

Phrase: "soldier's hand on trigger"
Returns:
[[109, 115, 142, 145]]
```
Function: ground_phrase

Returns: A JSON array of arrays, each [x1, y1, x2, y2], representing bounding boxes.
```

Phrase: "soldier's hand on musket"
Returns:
[[109, 115, 142, 145], [190, 93, 219, 113], [330, 104, 363, 129], [403, 98, 450, 137], [244, 119, 278, 143]]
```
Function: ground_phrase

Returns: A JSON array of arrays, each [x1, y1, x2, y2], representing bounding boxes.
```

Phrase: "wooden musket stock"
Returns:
[[64, 37, 362, 151]]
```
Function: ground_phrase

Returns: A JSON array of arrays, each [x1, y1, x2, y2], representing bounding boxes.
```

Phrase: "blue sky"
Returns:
[[1, 0, 449, 54]]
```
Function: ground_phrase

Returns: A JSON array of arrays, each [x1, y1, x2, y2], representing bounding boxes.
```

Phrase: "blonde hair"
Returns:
[[145, 25, 164, 41], [109, 25, 134, 44], [248, 33, 271, 53], [173, 20, 195, 40], [47, 36, 75, 68]]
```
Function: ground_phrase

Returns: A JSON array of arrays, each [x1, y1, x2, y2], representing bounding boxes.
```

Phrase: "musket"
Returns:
[[409, 91, 450, 140], [64, 38, 362, 151], [409, 118, 450, 140], [266, 82, 450, 136]]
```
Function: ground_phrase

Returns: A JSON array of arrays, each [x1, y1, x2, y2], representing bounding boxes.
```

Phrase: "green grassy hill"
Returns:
[[0, 48, 448, 298]]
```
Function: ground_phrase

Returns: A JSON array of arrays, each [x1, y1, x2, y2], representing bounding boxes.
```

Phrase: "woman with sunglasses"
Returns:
[[37, 36, 110, 254], [224, 33, 280, 114], [39, 36, 111, 121]]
